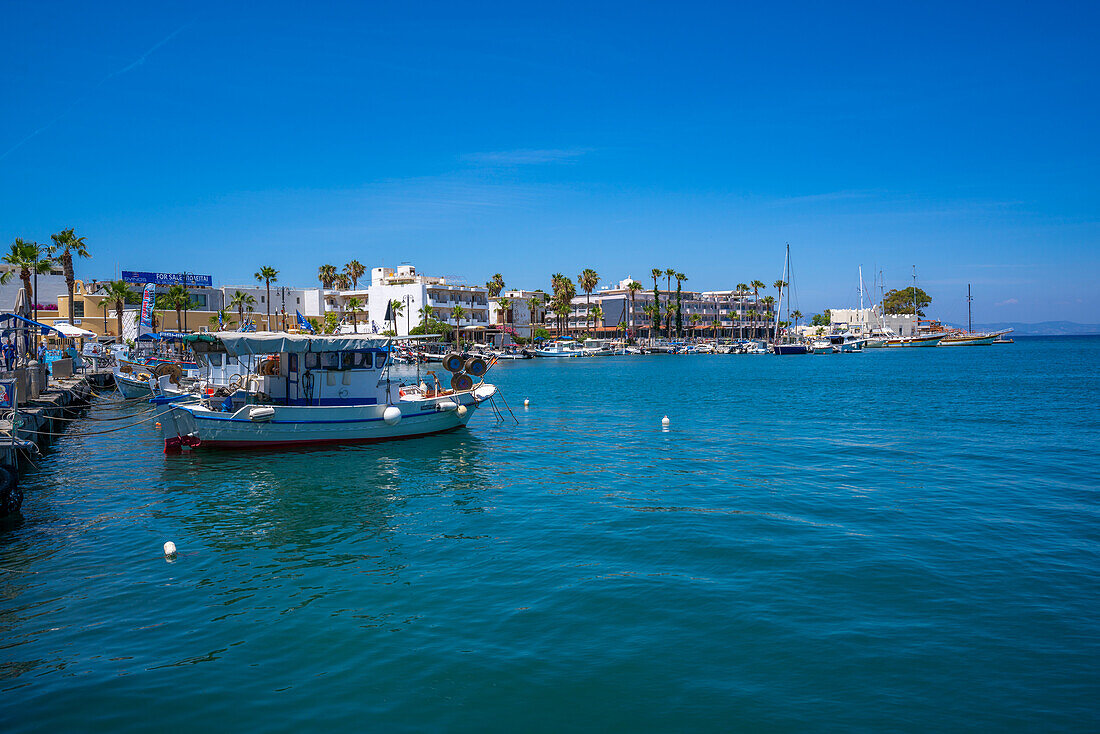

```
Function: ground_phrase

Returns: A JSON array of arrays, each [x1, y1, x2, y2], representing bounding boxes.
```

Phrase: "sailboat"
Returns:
[[884, 267, 946, 347], [772, 244, 809, 355], [939, 284, 1014, 346]]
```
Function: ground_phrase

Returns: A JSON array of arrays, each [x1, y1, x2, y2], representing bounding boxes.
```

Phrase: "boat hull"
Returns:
[[161, 390, 489, 451], [773, 344, 809, 355], [884, 335, 943, 348], [940, 335, 997, 346], [115, 372, 153, 398]]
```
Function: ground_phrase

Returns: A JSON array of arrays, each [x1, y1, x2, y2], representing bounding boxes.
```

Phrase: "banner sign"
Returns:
[[122, 271, 212, 287], [140, 283, 156, 328], [0, 379, 15, 409]]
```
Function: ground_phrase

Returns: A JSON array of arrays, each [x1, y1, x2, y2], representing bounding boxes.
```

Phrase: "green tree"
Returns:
[[884, 287, 932, 316], [486, 273, 505, 297], [1, 238, 53, 310], [255, 266, 279, 329], [209, 308, 231, 329], [417, 304, 434, 326], [750, 280, 766, 337], [317, 264, 338, 289], [48, 229, 90, 325], [578, 268, 600, 331], [230, 290, 255, 329], [650, 268, 663, 336], [590, 304, 603, 332], [389, 298, 403, 333], [675, 272, 687, 336], [811, 310, 831, 326], [100, 280, 134, 343], [165, 284, 190, 331], [626, 280, 643, 337], [323, 312, 340, 334], [344, 260, 366, 289], [345, 297, 365, 333], [496, 296, 511, 332]]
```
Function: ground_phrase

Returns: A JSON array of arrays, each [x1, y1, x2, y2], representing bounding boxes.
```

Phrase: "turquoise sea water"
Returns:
[[2, 337, 1099, 732]]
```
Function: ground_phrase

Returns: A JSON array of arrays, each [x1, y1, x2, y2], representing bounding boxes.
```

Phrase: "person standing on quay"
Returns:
[[2, 339, 14, 371]]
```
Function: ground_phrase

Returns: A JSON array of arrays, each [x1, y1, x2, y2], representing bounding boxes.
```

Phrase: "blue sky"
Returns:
[[3, 1, 1098, 324]]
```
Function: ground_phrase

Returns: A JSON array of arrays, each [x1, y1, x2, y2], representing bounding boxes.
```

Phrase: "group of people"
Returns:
[[2, 337, 57, 371]]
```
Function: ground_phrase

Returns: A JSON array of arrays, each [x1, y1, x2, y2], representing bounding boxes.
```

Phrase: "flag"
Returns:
[[218, 311, 224, 329], [383, 300, 394, 324], [297, 310, 315, 334], [371, 320, 379, 334], [139, 283, 155, 328]]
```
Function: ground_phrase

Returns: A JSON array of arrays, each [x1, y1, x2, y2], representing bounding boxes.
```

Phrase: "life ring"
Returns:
[[153, 363, 183, 385], [450, 372, 474, 392], [442, 352, 465, 373], [259, 358, 279, 376], [464, 356, 488, 377]]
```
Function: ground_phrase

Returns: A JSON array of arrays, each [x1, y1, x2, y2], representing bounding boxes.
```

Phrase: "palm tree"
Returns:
[[577, 268, 599, 331], [165, 284, 189, 330], [642, 303, 658, 339], [344, 260, 366, 289], [47, 229, 90, 325], [736, 283, 749, 337], [750, 280, 766, 336], [675, 272, 687, 336], [711, 318, 721, 339], [496, 296, 510, 332], [773, 279, 788, 320], [230, 290, 255, 329], [389, 298, 403, 334], [345, 297, 364, 332], [650, 268, 663, 338], [762, 296, 776, 337], [255, 266, 278, 330], [1, 239, 53, 312], [209, 308, 231, 329], [451, 304, 465, 342], [690, 313, 701, 337], [746, 309, 756, 339], [100, 280, 133, 343], [417, 304, 433, 327], [590, 304, 604, 335], [626, 280, 643, 339], [318, 264, 338, 289], [554, 301, 569, 337], [486, 273, 505, 297]]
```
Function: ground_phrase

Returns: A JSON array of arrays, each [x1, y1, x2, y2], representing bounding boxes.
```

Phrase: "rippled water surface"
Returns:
[[2, 337, 1099, 731]]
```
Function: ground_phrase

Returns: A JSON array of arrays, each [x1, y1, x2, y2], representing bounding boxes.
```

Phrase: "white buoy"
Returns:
[[163, 541, 177, 557], [383, 406, 402, 425], [456, 404, 468, 418], [661, 415, 670, 428], [524, 398, 530, 407]]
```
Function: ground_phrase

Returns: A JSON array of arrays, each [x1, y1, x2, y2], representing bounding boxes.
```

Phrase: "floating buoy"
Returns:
[[661, 415, 670, 427], [163, 541, 177, 557], [524, 398, 530, 407], [383, 406, 402, 425], [456, 404, 468, 418], [155, 422, 161, 428]]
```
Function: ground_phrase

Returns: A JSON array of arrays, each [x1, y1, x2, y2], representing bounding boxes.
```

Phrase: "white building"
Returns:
[[365, 265, 489, 336], [488, 289, 549, 339], [219, 285, 325, 329], [828, 305, 918, 337], [0, 263, 69, 315]]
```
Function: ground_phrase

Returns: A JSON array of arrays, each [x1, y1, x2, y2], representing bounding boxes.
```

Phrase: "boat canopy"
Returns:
[[212, 331, 392, 356]]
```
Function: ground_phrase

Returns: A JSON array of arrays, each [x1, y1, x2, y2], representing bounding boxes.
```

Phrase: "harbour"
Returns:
[[2, 336, 1098, 731]]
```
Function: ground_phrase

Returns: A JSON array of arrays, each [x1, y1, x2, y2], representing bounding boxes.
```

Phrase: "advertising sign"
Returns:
[[140, 283, 156, 329], [0, 379, 15, 409], [122, 271, 212, 287]]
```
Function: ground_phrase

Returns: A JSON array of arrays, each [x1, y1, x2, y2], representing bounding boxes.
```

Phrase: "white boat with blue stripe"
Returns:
[[158, 333, 497, 452]]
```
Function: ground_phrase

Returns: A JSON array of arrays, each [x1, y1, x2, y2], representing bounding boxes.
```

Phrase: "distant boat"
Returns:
[[885, 333, 944, 348], [993, 335, 1014, 344], [810, 340, 832, 354], [772, 244, 808, 355], [773, 343, 809, 355], [534, 339, 587, 357], [940, 333, 998, 346]]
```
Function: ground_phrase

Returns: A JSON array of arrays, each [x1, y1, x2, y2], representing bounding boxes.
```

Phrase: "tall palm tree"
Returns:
[[626, 280, 643, 338], [578, 268, 599, 331], [47, 229, 90, 325], [496, 296, 510, 331], [650, 268, 663, 337], [345, 297, 364, 332], [746, 309, 756, 339], [166, 284, 189, 330], [451, 304, 466, 342], [762, 296, 776, 337], [335, 273, 351, 290], [318, 264, 338, 289], [230, 290, 255, 329], [791, 310, 802, 330], [486, 273, 505, 297], [711, 318, 721, 339], [417, 304, 433, 327], [389, 298, 403, 334], [344, 260, 366, 289], [773, 279, 787, 318], [1, 239, 53, 312], [590, 304, 603, 335], [736, 283, 749, 338], [750, 280, 766, 336], [675, 272, 687, 336], [255, 265, 278, 330], [100, 280, 133, 343]]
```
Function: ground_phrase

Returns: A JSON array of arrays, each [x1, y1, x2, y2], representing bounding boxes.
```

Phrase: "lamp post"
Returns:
[[402, 294, 413, 336]]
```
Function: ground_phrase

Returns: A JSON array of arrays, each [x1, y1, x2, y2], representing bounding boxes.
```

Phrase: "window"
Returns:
[[374, 352, 387, 369], [73, 302, 85, 317]]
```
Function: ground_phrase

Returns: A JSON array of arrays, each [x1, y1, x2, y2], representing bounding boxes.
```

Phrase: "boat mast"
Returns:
[[912, 265, 918, 336], [773, 244, 788, 343], [967, 283, 973, 333]]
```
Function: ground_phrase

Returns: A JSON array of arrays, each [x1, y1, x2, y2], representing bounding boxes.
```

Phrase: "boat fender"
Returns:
[[456, 404, 467, 418], [383, 406, 402, 425], [163, 541, 177, 558], [464, 356, 488, 377], [442, 352, 465, 373], [248, 406, 275, 422], [436, 400, 458, 412]]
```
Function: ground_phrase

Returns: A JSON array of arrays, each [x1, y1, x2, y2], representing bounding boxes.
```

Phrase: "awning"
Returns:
[[213, 331, 392, 356], [0, 312, 60, 333], [50, 322, 97, 338]]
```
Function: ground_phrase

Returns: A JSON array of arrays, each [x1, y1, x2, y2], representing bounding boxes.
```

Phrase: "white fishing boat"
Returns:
[[826, 332, 867, 353], [158, 333, 497, 452], [810, 340, 832, 354], [534, 339, 587, 357]]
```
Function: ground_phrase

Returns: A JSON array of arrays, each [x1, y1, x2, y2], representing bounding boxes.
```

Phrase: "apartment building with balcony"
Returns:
[[366, 264, 489, 336]]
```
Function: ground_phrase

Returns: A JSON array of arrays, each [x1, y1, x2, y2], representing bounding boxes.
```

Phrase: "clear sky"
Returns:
[[3, 1, 1098, 324]]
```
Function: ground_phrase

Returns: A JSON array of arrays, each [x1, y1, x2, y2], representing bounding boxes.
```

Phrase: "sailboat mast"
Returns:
[[773, 244, 788, 343], [912, 265, 918, 336], [859, 265, 864, 311], [967, 283, 973, 333]]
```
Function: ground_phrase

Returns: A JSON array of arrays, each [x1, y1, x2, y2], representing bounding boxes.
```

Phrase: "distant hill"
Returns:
[[970, 321, 1100, 336]]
